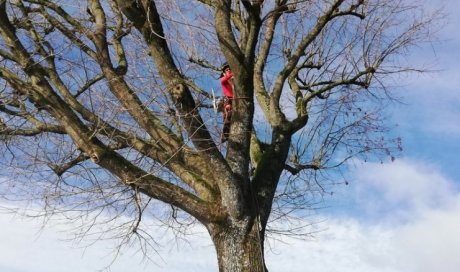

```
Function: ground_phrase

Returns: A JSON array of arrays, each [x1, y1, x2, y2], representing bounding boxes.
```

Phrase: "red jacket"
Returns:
[[220, 71, 234, 98]]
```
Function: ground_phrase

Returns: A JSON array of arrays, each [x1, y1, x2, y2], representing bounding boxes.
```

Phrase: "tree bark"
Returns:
[[208, 219, 266, 272]]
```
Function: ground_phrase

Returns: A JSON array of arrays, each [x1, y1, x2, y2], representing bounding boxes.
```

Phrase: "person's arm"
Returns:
[[220, 71, 233, 83]]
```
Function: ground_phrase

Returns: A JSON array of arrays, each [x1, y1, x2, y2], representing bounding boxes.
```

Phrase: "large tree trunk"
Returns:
[[207, 219, 267, 272]]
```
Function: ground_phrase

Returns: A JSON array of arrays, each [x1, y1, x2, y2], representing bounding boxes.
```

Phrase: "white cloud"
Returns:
[[0, 209, 217, 272], [266, 202, 460, 272], [267, 159, 460, 272], [352, 160, 457, 213], [1, 159, 460, 272], [392, 201, 460, 272]]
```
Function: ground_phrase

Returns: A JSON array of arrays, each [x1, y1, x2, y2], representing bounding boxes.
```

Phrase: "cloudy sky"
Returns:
[[1, 1, 459, 271]]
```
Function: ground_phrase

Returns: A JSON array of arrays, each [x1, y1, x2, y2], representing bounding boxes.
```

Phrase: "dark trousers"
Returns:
[[221, 97, 232, 142]]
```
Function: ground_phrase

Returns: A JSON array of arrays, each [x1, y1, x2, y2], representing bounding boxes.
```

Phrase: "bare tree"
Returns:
[[0, 0, 441, 271]]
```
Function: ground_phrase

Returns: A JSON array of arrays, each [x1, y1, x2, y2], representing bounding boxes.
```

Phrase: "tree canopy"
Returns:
[[0, 0, 440, 271]]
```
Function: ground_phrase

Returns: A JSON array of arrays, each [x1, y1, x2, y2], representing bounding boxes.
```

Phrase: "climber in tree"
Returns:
[[219, 63, 233, 142]]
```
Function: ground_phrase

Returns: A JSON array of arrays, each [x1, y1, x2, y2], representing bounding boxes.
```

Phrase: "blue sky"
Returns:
[[1, 1, 460, 271]]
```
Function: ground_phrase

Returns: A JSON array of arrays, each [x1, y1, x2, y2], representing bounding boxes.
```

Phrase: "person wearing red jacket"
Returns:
[[220, 63, 233, 142]]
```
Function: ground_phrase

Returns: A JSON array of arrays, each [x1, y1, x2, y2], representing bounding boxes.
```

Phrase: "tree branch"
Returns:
[[254, 0, 287, 118], [283, 162, 321, 176], [73, 74, 104, 98], [128, 0, 245, 218], [270, 0, 346, 126], [303, 67, 375, 103]]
